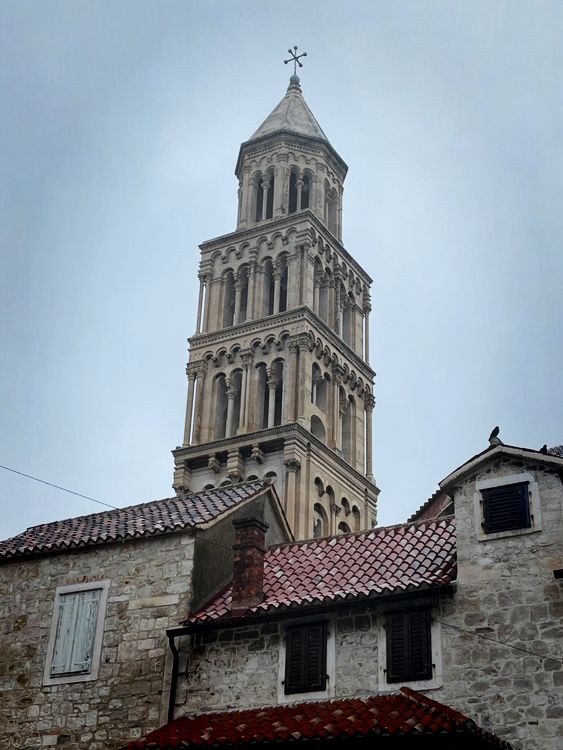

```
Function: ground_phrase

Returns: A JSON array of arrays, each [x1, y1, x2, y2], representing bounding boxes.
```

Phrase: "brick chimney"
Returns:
[[231, 518, 268, 611]]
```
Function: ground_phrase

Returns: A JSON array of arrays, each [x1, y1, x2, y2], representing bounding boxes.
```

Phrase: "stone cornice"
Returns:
[[172, 422, 378, 497], [189, 306, 375, 380], [235, 130, 348, 180], [198, 211, 372, 286]]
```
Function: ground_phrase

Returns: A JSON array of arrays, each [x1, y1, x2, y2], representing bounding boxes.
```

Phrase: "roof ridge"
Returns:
[[266, 514, 455, 553], [19, 478, 271, 533]]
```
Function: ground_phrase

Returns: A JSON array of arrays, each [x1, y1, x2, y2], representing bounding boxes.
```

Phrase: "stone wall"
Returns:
[[0, 531, 195, 750], [173, 460, 563, 750], [435, 457, 563, 750]]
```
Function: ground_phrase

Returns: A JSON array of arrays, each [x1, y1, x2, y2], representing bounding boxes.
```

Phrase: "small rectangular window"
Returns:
[[50, 588, 102, 676], [284, 622, 327, 694], [386, 609, 431, 683], [44, 581, 109, 685], [481, 481, 531, 533]]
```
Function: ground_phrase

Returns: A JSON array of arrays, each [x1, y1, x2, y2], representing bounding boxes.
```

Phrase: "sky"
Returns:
[[1, 1, 562, 540]]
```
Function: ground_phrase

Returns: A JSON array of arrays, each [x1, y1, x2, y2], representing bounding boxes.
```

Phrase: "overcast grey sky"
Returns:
[[1, 1, 562, 540]]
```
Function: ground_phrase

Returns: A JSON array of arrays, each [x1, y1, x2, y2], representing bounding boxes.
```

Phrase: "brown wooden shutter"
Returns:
[[481, 482, 530, 533], [386, 609, 431, 683], [284, 622, 327, 694]]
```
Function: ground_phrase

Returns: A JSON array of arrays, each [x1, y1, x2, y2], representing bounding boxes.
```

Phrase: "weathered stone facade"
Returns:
[[171, 452, 563, 750], [0, 485, 290, 750], [0, 532, 194, 750]]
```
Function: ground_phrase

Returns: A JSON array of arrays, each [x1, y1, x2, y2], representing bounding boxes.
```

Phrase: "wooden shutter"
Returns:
[[482, 482, 530, 533], [284, 622, 327, 694], [386, 609, 431, 683], [50, 589, 101, 676]]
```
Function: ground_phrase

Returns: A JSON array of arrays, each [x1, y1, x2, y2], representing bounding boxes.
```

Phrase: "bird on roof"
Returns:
[[488, 426, 503, 446], [540, 444, 548, 454]]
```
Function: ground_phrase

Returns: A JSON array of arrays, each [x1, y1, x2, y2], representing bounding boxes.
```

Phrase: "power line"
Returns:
[[0, 464, 118, 510]]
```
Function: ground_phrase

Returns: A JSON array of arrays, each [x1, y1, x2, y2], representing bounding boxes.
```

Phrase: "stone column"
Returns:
[[296, 335, 311, 426], [331, 365, 343, 451], [364, 392, 375, 480], [239, 168, 251, 228], [182, 367, 197, 446], [196, 274, 205, 334], [285, 339, 299, 423], [261, 179, 270, 221], [233, 275, 242, 325], [334, 273, 342, 335], [283, 458, 301, 531], [296, 176, 303, 211], [266, 368, 277, 428], [240, 349, 253, 430], [363, 302, 371, 363], [226, 379, 239, 438], [192, 366, 207, 444], [273, 263, 282, 314], [313, 278, 320, 314]]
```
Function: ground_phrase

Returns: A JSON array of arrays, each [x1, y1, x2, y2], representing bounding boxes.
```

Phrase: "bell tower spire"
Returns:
[[173, 59, 378, 540]]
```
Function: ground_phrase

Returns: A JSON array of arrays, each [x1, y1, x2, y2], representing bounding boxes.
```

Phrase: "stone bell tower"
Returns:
[[173, 68, 379, 540]]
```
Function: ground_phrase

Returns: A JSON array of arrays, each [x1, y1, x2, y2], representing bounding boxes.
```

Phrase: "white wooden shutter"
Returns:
[[50, 589, 101, 676]]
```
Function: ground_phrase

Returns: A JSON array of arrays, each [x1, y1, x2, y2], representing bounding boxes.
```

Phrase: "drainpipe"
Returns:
[[167, 632, 180, 724]]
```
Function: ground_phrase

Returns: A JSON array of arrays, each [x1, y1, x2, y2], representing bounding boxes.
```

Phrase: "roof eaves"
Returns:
[[440, 444, 563, 490]]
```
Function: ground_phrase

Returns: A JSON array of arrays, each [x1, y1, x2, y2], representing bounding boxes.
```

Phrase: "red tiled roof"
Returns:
[[123, 688, 512, 748], [186, 516, 456, 624], [0, 481, 272, 560]]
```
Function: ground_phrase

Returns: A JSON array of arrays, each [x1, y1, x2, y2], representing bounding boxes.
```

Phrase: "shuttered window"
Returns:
[[284, 622, 327, 694], [50, 589, 102, 676], [386, 609, 432, 683], [481, 481, 531, 533]]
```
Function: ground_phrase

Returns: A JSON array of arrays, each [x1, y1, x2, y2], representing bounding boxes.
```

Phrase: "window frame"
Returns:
[[377, 603, 442, 692], [385, 609, 432, 684], [473, 472, 542, 542], [43, 580, 110, 686], [278, 614, 335, 703]]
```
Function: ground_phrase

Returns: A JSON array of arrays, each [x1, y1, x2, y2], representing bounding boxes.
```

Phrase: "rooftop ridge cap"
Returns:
[[265, 514, 456, 554], [11, 480, 271, 538]]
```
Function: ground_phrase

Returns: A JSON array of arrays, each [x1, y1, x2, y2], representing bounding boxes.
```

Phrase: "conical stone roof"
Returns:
[[248, 75, 329, 143]]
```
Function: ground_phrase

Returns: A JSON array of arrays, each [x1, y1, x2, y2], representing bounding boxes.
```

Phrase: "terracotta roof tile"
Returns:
[[0, 480, 271, 560], [186, 516, 456, 623], [123, 688, 512, 748]]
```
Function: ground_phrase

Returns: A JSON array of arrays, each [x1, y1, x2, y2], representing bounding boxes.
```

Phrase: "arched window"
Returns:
[[228, 369, 243, 437], [316, 374, 329, 413], [338, 521, 351, 535], [213, 373, 228, 440], [301, 173, 311, 210], [263, 258, 275, 316], [314, 477, 325, 497], [222, 270, 235, 328], [325, 184, 338, 235], [202, 484, 215, 491], [255, 363, 269, 430], [311, 415, 326, 443], [266, 173, 275, 219], [341, 497, 351, 516], [313, 503, 328, 538], [341, 395, 356, 464], [237, 265, 249, 324], [254, 175, 264, 223], [278, 254, 289, 313], [342, 292, 355, 346], [352, 505, 361, 531], [268, 359, 284, 427], [289, 171, 298, 214]]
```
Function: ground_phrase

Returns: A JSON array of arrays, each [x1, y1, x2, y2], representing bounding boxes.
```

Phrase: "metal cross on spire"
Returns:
[[284, 46, 307, 76]]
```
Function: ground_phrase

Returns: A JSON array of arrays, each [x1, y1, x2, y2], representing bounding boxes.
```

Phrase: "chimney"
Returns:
[[231, 517, 268, 611]]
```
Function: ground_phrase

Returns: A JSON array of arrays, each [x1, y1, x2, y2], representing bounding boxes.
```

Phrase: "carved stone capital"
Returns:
[[208, 455, 221, 474], [284, 458, 301, 473], [363, 392, 376, 411], [250, 444, 264, 464], [187, 361, 207, 380]]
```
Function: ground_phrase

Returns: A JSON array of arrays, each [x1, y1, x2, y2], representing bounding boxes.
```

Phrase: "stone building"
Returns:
[[171, 72, 378, 541], [128, 441, 563, 750], [2, 66, 562, 750], [0, 481, 291, 749]]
